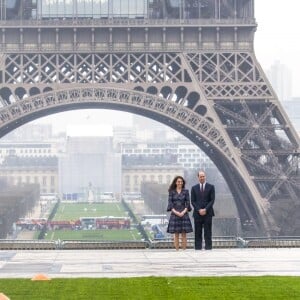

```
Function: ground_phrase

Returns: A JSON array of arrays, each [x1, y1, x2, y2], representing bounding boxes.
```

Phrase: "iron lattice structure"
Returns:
[[0, 0, 299, 236]]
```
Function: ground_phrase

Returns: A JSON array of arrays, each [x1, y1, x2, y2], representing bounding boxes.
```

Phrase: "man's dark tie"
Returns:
[[201, 184, 204, 193]]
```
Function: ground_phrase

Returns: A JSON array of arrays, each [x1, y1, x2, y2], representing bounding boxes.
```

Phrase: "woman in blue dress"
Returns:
[[167, 176, 193, 250]]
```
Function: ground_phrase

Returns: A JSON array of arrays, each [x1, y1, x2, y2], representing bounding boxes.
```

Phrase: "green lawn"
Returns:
[[43, 229, 141, 241], [53, 203, 128, 221], [0, 277, 299, 299]]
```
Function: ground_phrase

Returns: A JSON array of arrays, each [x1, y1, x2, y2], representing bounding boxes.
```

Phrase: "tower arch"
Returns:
[[0, 86, 274, 235]]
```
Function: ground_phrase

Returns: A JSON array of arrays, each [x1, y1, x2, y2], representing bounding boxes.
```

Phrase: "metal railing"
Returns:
[[0, 42, 253, 53], [244, 236, 300, 248], [0, 18, 256, 28], [0, 239, 56, 250], [1, 237, 299, 250], [61, 240, 149, 250]]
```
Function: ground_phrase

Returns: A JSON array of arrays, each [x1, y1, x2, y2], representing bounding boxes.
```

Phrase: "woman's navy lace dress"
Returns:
[[167, 189, 193, 233]]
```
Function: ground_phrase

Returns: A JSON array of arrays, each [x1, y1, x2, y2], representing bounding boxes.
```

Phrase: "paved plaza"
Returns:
[[0, 248, 299, 278]]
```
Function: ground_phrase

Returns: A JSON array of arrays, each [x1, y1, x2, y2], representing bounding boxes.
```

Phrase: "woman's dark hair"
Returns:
[[168, 176, 185, 192]]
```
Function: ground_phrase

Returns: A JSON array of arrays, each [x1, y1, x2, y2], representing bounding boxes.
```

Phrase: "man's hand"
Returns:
[[199, 209, 207, 216]]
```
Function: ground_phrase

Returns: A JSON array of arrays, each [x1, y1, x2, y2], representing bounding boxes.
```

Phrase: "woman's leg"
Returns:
[[181, 232, 187, 250], [174, 233, 179, 250]]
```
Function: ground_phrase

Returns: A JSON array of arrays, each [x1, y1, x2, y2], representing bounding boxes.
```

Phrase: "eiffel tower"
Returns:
[[0, 0, 299, 236]]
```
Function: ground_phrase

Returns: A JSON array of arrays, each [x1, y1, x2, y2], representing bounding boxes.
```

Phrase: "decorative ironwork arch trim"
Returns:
[[0, 86, 234, 159]]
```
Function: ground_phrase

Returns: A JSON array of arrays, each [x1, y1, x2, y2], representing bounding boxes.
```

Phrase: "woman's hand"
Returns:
[[172, 209, 181, 217], [174, 208, 187, 218]]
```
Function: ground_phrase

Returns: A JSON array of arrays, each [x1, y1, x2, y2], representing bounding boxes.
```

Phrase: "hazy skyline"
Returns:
[[32, 1, 300, 132], [255, 0, 300, 97]]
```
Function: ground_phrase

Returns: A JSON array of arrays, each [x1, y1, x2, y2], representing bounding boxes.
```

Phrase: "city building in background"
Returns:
[[1, 124, 53, 141], [121, 141, 213, 170], [0, 139, 59, 194], [282, 99, 300, 134], [0, 141, 58, 164], [113, 126, 136, 145], [122, 165, 183, 193], [0, 155, 58, 194], [59, 125, 121, 200], [133, 115, 179, 142], [266, 60, 292, 102]]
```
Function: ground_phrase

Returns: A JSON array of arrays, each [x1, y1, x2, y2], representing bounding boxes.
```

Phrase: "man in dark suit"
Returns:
[[191, 171, 215, 250]]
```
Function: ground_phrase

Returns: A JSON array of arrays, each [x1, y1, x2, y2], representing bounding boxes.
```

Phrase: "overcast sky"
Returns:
[[33, 1, 300, 131], [255, 0, 300, 97]]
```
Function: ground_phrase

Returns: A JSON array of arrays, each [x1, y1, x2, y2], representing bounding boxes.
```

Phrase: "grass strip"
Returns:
[[0, 276, 299, 299]]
